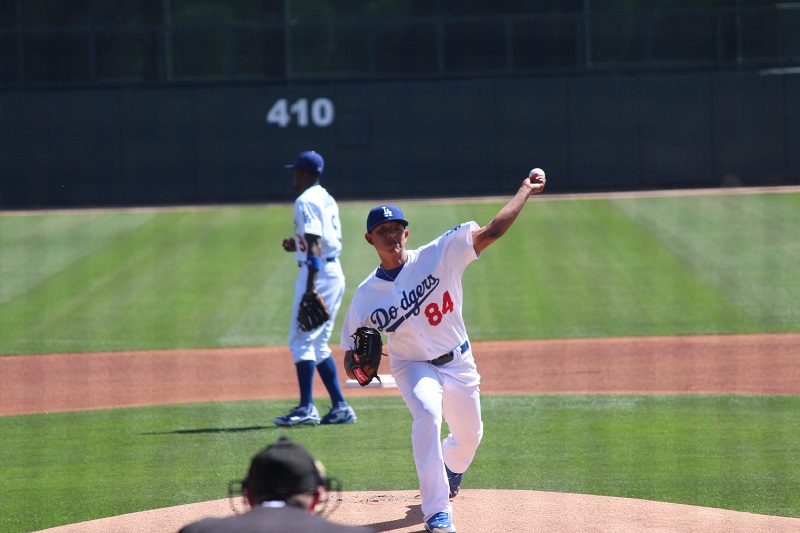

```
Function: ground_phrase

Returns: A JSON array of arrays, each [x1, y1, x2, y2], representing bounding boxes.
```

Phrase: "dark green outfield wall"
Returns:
[[2, 70, 798, 209]]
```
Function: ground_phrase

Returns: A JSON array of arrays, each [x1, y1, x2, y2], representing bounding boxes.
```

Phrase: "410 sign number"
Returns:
[[266, 98, 334, 128]]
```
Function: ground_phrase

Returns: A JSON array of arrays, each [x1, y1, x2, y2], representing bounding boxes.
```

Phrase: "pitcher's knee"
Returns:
[[463, 429, 483, 451], [447, 427, 482, 453]]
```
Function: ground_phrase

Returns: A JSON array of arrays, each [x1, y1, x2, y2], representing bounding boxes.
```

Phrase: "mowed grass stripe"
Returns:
[[0, 207, 295, 353], [1, 192, 799, 355], [1, 394, 799, 532], [463, 199, 751, 339], [0, 211, 157, 305], [612, 193, 800, 330]]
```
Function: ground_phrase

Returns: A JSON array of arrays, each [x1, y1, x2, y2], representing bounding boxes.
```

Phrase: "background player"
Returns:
[[275, 151, 355, 427], [339, 169, 547, 533]]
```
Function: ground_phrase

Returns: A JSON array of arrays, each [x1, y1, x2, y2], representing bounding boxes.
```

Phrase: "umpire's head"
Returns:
[[238, 436, 332, 509]]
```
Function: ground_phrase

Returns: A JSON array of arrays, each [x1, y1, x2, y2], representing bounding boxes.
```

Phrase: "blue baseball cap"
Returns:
[[366, 204, 408, 233], [284, 151, 324, 174]]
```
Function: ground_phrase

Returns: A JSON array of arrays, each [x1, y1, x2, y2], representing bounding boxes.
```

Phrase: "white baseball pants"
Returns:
[[288, 260, 345, 363], [390, 345, 483, 521]]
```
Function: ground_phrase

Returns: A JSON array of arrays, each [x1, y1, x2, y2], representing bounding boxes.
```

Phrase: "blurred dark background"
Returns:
[[1, 0, 798, 208]]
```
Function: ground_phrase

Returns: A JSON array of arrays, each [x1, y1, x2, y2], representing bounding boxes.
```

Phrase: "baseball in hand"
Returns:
[[529, 168, 545, 179]]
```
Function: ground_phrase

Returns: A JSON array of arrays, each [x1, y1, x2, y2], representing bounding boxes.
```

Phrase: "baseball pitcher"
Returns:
[[340, 169, 547, 533]]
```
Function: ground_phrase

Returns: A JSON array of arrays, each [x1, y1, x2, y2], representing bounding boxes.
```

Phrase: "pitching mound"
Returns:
[[36, 489, 800, 532]]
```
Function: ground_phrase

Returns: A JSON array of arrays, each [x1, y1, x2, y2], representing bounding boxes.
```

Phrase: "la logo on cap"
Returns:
[[366, 203, 408, 232]]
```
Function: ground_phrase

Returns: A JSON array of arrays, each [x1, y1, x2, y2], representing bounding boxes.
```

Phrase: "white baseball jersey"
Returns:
[[340, 221, 479, 360], [289, 184, 344, 363], [293, 184, 342, 261]]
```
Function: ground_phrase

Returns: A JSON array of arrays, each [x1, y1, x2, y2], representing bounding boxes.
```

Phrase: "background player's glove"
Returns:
[[346, 326, 384, 386], [297, 291, 331, 332]]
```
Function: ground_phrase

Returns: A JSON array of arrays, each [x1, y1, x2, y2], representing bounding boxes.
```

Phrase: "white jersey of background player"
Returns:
[[275, 151, 354, 428], [340, 170, 547, 533]]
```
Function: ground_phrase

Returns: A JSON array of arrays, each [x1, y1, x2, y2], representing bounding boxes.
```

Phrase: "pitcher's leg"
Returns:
[[441, 354, 483, 476], [392, 360, 452, 521]]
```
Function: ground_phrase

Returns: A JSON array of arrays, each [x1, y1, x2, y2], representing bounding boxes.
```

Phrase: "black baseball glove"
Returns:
[[297, 291, 331, 332], [345, 326, 384, 386]]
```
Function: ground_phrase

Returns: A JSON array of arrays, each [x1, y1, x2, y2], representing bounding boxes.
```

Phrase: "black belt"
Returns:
[[428, 340, 469, 366], [298, 257, 338, 267]]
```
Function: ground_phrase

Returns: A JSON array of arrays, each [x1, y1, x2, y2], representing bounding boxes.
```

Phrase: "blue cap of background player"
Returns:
[[366, 204, 408, 233], [284, 151, 324, 174]]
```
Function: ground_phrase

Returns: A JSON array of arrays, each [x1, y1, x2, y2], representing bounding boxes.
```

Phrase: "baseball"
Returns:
[[529, 168, 545, 179]]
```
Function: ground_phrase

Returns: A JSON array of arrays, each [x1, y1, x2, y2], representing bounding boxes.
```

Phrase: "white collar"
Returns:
[[260, 500, 286, 508]]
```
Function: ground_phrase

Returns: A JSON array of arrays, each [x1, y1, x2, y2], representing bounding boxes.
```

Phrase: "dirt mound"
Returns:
[[36, 490, 800, 533]]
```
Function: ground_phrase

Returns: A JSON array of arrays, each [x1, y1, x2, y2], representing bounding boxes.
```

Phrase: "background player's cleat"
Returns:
[[425, 512, 456, 533], [320, 402, 357, 424], [273, 404, 320, 427], [445, 465, 463, 498]]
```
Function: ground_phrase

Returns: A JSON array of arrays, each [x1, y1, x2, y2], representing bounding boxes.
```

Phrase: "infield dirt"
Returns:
[[4, 334, 799, 532]]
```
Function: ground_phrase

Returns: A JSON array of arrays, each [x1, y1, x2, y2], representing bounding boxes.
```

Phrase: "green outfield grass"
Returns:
[[1, 394, 799, 532], [1, 191, 798, 355], [1, 190, 799, 532]]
